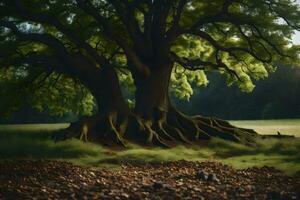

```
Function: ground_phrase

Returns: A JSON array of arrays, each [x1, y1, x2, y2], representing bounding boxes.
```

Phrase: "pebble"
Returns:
[[207, 173, 220, 183], [196, 171, 209, 180], [0, 160, 298, 200], [152, 182, 164, 189], [196, 171, 220, 183]]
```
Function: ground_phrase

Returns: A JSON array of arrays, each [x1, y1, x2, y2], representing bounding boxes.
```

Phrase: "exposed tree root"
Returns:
[[165, 108, 259, 145], [125, 115, 170, 147], [53, 107, 263, 147], [53, 113, 127, 147]]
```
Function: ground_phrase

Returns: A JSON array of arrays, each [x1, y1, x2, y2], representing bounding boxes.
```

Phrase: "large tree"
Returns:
[[0, 0, 299, 146]]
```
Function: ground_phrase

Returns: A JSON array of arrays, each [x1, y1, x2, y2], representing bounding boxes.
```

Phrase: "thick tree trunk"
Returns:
[[55, 61, 259, 147], [134, 63, 172, 119], [124, 61, 174, 145], [77, 66, 129, 115], [54, 66, 130, 146], [124, 61, 259, 146]]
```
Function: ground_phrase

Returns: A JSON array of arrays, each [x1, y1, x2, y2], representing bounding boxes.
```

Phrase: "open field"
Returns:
[[0, 123, 69, 133], [0, 120, 299, 175], [1, 119, 299, 136], [230, 119, 300, 137]]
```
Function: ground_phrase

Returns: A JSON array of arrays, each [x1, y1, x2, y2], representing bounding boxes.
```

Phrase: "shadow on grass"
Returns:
[[207, 138, 300, 175], [0, 129, 299, 175], [0, 132, 107, 159], [209, 137, 300, 160], [98, 144, 214, 165]]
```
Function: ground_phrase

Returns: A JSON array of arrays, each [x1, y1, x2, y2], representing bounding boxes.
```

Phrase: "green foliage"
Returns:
[[170, 35, 210, 99], [170, 0, 300, 96], [0, 67, 95, 117], [30, 74, 95, 116], [0, 0, 300, 114], [171, 65, 208, 100], [173, 65, 300, 119]]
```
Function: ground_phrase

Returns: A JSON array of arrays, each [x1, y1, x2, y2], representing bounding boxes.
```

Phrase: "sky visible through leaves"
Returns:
[[292, 31, 300, 44], [293, 0, 300, 43]]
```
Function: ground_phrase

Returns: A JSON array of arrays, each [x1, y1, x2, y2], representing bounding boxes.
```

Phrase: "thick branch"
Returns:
[[0, 20, 104, 80], [12, 0, 109, 67], [164, 0, 187, 50], [0, 20, 71, 62], [170, 52, 218, 70], [76, 0, 150, 76], [186, 29, 272, 63], [108, 0, 145, 53], [170, 51, 241, 81]]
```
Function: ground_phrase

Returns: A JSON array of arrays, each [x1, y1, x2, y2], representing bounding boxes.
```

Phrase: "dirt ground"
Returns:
[[0, 160, 299, 200]]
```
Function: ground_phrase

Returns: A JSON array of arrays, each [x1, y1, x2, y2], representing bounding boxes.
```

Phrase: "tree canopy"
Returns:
[[1, 0, 300, 116], [1, 0, 300, 146], [174, 64, 300, 119]]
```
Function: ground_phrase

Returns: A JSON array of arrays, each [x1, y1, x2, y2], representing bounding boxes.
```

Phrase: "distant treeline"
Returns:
[[0, 107, 78, 124], [1, 65, 300, 123], [173, 65, 300, 120]]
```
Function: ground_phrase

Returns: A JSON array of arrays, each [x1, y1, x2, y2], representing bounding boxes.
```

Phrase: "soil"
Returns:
[[0, 160, 299, 200]]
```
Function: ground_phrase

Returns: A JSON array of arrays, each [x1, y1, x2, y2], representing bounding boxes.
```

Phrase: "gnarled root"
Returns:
[[142, 107, 258, 146], [167, 107, 258, 145], [125, 114, 171, 147], [52, 112, 127, 147], [53, 108, 259, 147], [123, 107, 258, 147]]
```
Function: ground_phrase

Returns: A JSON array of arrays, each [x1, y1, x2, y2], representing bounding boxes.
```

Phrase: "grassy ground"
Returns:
[[0, 123, 69, 133], [0, 120, 299, 175], [230, 119, 300, 137]]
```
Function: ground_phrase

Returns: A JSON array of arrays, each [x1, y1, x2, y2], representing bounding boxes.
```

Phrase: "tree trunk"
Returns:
[[134, 63, 172, 119], [124, 61, 174, 145], [55, 60, 259, 147], [84, 66, 129, 115], [124, 61, 259, 147], [54, 66, 130, 146]]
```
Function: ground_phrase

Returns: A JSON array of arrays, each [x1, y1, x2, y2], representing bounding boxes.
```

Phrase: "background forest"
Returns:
[[174, 64, 300, 119], [1, 64, 299, 124]]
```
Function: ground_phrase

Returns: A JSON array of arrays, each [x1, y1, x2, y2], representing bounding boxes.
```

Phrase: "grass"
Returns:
[[230, 119, 300, 137], [0, 121, 299, 175], [0, 123, 69, 133]]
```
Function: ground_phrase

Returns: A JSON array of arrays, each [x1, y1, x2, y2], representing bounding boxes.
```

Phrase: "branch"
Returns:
[[12, 0, 110, 67], [173, 0, 187, 26], [76, 0, 150, 77], [264, 0, 300, 31], [0, 20, 106, 80], [170, 51, 242, 81], [170, 52, 218, 70], [165, 0, 187, 49], [1, 52, 64, 80], [151, 0, 173, 42], [186, 29, 272, 63], [190, 0, 236, 30], [108, 0, 145, 52], [0, 20, 71, 61], [166, 0, 236, 49]]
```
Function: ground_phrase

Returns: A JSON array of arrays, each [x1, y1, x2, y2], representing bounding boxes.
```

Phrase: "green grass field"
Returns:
[[0, 120, 299, 175], [230, 119, 300, 137], [1, 119, 298, 136], [0, 123, 69, 133]]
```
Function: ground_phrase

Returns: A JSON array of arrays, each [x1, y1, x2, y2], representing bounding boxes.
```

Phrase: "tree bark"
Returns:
[[54, 65, 130, 146], [55, 60, 259, 147], [122, 61, 174, 145], [134, 62, 172, 119], [83, 66, 129, 115], [124, 61, 259, 146]]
